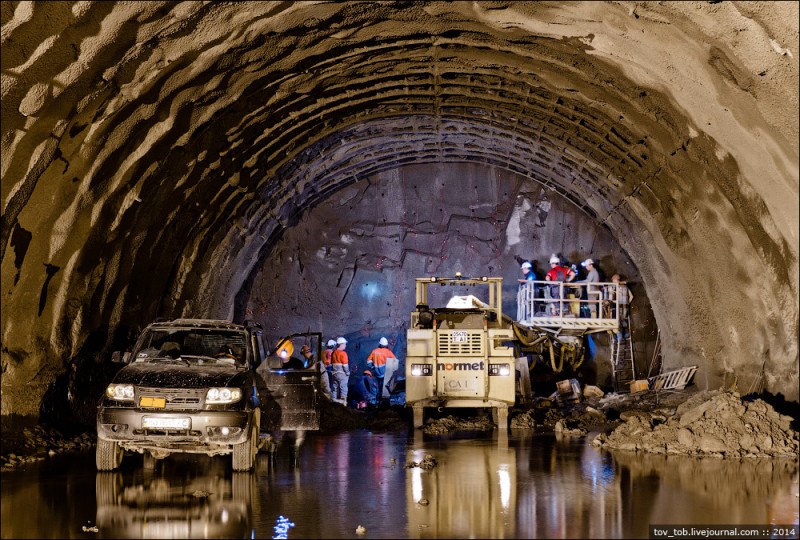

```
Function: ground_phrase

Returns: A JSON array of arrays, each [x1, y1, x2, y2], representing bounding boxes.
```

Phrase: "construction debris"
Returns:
[[593, 390, 799, 457], [406, 454, 438, 470], [421, 415, 494, 435]]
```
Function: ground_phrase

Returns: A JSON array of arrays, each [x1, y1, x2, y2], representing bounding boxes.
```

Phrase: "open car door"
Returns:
[[256, 332, 322, 431]]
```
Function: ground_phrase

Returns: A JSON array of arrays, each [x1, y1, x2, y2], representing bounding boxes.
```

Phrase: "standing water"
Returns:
[[1, 430, 797, 538]]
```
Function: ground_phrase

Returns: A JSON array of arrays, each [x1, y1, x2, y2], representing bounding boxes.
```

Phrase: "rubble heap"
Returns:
[[593, 391, 799, 457], [422, 415, 494, 435], [1, 424, 95, 471]]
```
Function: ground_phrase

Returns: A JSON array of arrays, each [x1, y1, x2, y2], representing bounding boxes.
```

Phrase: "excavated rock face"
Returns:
[[1, 2, 798, 417]]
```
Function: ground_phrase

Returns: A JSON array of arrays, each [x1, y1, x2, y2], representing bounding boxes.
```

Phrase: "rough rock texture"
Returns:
[[243, 164, 658, 384], [1, 2, 798, 417], [594, 391, 800, 457]]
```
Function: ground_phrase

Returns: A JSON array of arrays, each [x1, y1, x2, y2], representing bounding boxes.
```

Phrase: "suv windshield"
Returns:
[[133, 328, 248, 367]]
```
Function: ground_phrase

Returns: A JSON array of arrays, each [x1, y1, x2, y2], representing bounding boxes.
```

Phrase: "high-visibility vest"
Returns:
[[331, 349, 349, 365], [367, 347, 396, 368]]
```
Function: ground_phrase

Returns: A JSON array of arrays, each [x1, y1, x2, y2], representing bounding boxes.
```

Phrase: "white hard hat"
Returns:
[[521, 261, 532, 270], [549, 254, 560, 264], [336, 337, 347, 345], [581, 258, 594, 267], [326, 339, 336, 347], [379, 337, 389, 347]]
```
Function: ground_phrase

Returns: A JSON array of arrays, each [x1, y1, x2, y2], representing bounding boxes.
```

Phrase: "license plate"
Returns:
[[142, 416, 190, 429], [139, 396, 166, 408], [451, 331, 468, 343]]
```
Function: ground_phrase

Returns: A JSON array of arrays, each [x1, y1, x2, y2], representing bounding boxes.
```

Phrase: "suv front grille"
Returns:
[[437, 330, 485, 356], [137, 387, 204, 410]]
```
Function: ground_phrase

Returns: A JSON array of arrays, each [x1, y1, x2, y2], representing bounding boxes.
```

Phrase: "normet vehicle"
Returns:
[[96, 319, 266, 471], [406, 272, 628, 428], [406, 274, 518, 428]]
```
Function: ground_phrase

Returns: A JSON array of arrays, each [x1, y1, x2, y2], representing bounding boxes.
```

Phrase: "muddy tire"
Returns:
[[232, 409, 259, 472], [96, 438, 123, 471]]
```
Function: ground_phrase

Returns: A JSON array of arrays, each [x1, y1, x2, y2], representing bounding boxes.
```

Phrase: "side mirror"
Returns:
[[111, 351, 130, 363], [267, 356, 282, 369]]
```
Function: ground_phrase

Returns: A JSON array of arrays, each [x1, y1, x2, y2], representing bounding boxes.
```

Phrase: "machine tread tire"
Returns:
[[232, 408, 259, 472], [96, 438, 123, 471]]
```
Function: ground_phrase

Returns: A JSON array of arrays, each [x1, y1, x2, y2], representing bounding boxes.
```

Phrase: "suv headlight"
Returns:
[[206, 387, 242, 404], [106, 384, 135, 401]]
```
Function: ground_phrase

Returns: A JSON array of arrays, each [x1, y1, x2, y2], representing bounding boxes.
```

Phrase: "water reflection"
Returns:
[[1, 431, 797, 539], [610, 451, 799, 528], [95, 457, 252, 539], [407, 432, 799, 539], [407, 433, 517, 538]]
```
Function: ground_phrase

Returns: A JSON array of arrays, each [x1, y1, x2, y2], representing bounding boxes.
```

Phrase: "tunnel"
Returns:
[[1, 1, 798, 422]]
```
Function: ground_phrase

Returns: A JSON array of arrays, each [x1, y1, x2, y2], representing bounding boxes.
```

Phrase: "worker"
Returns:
[[517, 261, 536, 285], [517, 260, 538, 320], [330, 337, 350, 404], [366, 337, 397, 406], [324, 339, 336, 388], [579, 258, 601, 318], [544, 254, 576, 315], [277, 340, 305, 370], [609, 274, 634, 323], [301, 344, 331, 399], [351, 370, 375, 409]]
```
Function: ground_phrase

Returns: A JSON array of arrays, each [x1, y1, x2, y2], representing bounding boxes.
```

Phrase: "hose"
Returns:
[[549, 338, 562, 373]]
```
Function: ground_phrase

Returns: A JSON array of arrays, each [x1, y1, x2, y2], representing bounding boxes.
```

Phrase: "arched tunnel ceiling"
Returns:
[[1, 1, 798, 415]]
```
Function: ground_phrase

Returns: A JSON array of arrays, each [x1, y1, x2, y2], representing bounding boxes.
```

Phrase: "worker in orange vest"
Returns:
[[330, 337, 350, 404], [323, 339, 336, 389], [366, 337, 397, 406]]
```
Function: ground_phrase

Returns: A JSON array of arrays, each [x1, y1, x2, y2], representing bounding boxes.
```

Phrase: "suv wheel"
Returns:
[[96, 438, 123, 471], [232, 408, 260, 471]]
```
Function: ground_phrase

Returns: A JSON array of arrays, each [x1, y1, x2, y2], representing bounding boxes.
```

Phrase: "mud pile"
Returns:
[[593, 391, 799, 457], [510, 401, 620, 433], [422, 415, 494, 435], [1, 423, 95, 471]]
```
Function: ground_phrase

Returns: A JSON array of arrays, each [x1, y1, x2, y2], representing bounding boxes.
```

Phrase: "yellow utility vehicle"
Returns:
[[405, 275, 518, 429]]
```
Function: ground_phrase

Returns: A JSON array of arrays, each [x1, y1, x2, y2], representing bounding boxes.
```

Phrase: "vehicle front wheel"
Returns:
[[96, 438, 123, 471], [232, 408, 260, 472]]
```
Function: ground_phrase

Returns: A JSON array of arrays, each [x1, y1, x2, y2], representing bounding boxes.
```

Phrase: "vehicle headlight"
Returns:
[[489, 364, 512, 376], [410, 364, 432, 376], [106, 384, 135, 401], [206, 387, 242, 404]]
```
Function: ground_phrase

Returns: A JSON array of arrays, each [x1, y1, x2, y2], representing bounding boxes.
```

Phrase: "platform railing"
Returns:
[[516, 281, 622, 332]]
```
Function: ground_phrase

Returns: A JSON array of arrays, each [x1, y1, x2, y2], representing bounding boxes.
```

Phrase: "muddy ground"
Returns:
[[3, 387, 798, 471]]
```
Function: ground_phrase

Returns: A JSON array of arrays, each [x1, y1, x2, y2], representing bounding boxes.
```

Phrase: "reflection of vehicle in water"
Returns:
[[96, 319, 267, 471], [406, 437, 516, 538], [95, 458, 254, 539], [257, 332, 323, 433]]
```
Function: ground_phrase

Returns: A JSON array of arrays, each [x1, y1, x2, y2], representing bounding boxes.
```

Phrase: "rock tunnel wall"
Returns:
[[1, 1, 797, 417], [239, 162, 659, 387]]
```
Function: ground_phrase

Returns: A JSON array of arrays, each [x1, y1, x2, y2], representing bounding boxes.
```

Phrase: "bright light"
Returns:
[[361, 282, 380, 300], [499, 365, 511, 376], [411, 365, 422, 376], [498, 466, 511, 510], [206, 387, 242, 404], [106, 384, 134, 401], [412, 467, 423, 503]]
